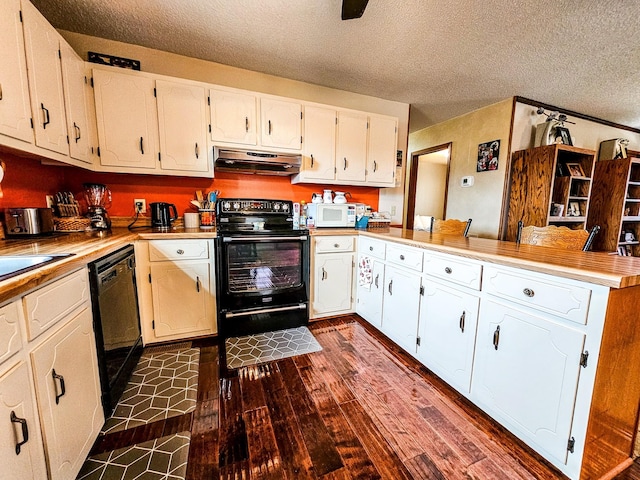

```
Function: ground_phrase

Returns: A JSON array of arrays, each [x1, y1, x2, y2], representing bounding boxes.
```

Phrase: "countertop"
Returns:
[[2, 225, 640, 306]]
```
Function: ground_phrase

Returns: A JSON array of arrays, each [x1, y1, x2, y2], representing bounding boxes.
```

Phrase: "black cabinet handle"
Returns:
[[41, 103, 50, 129], [388, 279, 393, 295], [459, 311, 466, 333], [73, 122, 81, 142], [10, 411, 29, 455], [343, 157, 347, 170], [195, 142, 199, 159], [310, 154, 314, 168], [196, 276, 201, 292], [373, 160, 377, 172], [523, 288, 535, 297], [493, 326, 500, 350], [399, 254, 405, 260], [268, 119, 272, 135], [321, 267, 327, 280], [245, 116, 249, 132], [139, 137, 144, 155], [52, 369, 66, 404], [0, 83, 3, 100], [374, 273, 379, 288], [445, 267, 452, 274]]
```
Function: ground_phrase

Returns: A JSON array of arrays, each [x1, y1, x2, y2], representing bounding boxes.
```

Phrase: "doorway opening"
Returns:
[[406, 143, 452, 230]]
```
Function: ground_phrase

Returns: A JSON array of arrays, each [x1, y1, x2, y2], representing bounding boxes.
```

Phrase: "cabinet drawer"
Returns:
[[148, 240, 210, 261], [424, 253, 482, 290], [358, 236, 386, 260], [314, 235, 355, 253], [0, 300, 23, 364], [483, 266, 591, 324], [23, 269, 90, 340], [386, 243, 423, 272]]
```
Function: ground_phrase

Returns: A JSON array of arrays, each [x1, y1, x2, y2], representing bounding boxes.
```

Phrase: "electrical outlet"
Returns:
[[134, 199, 146, 213], [391, 206, 397, 216], [45, 195, 54, 208]]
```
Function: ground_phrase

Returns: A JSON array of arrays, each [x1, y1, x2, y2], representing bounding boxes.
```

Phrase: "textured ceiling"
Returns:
[[30, 0, 640, 133]]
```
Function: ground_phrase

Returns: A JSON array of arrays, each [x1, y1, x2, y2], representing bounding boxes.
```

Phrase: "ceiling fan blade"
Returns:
[[341, 0, 369, 20]]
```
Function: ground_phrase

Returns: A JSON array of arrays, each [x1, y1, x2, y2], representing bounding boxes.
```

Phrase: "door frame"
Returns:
[[405, 143, 452, 230]]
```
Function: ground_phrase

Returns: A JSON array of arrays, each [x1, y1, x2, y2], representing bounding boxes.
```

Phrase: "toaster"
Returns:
[[4, 208, 55, 236]]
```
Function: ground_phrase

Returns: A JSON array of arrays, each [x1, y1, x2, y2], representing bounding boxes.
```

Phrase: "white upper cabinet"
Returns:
[[209, 88, 257, 146], [156, 79, 209, 173], [93, 68, 158, 170], [300, 105, 337, 181], [366, 114, 397, 185], [60, 43, 94, 165], [336, 111, 367, 182], [260, 97, 302, 150], [0, 0, 33, 143], [21, 0, 68, 155]]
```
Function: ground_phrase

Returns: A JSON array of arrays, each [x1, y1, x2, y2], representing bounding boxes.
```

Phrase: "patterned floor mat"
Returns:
[[101, 347, 200, 434], [77, 432, 190, 480], [225, 326, 322, 369]]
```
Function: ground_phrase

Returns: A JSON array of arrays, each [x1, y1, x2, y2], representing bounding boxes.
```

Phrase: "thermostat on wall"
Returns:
[[461, 176, 474, 187]]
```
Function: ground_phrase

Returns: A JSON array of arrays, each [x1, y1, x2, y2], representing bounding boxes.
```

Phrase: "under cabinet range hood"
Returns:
[[214, 148, 302, 176]]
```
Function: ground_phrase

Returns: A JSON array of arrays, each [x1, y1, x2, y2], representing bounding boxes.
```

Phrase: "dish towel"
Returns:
[[358, 256, 373, 290]]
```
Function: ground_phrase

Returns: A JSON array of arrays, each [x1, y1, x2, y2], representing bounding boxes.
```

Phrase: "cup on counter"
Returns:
[[184, 212, 200, 229], [199, 209, 215, 228]]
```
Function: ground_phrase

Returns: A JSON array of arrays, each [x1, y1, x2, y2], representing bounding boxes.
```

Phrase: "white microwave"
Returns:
[[307, 203, 356, 228]]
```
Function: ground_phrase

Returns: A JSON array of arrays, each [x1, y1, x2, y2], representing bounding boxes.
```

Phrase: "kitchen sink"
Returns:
[[0, 254, 75, 282]]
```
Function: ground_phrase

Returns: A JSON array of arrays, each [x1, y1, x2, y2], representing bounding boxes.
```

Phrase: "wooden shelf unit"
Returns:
[[587, 153, 640, 255], [505, 144, 596, 241]]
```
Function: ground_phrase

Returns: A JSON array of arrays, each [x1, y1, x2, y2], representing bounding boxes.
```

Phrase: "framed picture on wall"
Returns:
[[477, 140, 500, 172]]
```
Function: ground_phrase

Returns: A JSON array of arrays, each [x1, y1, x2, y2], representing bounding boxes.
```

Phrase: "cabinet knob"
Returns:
[[399, 254, 405, 260], [523, 288, 535, 297], [369, 246, 373, 251], [177, 249, 184, 255], [334, 243, 340, 248], [445, 267, 452, 274]]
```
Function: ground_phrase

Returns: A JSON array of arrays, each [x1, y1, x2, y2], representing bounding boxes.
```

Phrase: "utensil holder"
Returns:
[[199, 209, 215, 228]]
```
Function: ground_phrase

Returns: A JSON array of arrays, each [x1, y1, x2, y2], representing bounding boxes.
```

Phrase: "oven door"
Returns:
[[216, 234, 309, 336]]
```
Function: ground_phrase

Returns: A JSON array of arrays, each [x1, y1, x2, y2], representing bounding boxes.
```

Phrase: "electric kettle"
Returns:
[[150, 202, 178, 229]]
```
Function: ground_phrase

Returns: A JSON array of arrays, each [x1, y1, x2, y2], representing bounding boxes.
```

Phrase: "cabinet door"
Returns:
[[260, 98, 302, 150], [30, 307, 103, 480], [356, 259, 385, 328], [301, 105, 336, 180], [156, 79, 209, 172], [382, 265, 421, 353], [209, 88, 257, 146], [417, 280, 479, 394], [366, 115, 397, 185], [60, 43, 93, 165], [0, 362, 47, 480], [336, 111, 367, 182], [21, 0, 68, 155], [471, 299, 585, 465], [0, 0, 33, 143], [313, 253, 354, 316], [93, 68, 158, 169], [150, 260, 215, 338]]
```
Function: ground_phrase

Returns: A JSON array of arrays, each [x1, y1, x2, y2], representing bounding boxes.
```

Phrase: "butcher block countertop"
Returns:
[[2, 225, 640, 306]]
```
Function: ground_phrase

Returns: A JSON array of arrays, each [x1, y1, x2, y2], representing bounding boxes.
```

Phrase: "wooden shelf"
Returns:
[[623, 216, 640, 221], [550, 217, 587, 223], [618, 241, 640, 246], [624, 199, 640, 203]]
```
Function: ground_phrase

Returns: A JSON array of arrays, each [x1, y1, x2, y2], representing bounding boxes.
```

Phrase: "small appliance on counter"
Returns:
[[4, 207, 54, 236], [150, 202, 178, 229], [307, 203, 356, 228], [83, 183, 112, 230]]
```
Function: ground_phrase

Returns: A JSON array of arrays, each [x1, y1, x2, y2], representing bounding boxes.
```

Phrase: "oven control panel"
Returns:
[[218, 199, 291, 215]]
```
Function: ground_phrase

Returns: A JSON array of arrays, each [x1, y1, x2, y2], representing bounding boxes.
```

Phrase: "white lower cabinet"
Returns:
[[471, 298, 585, 466], [137, 239, 217, 343], [416, 280, 479, 394], [311, 236, 356, 318], [356, 260, 385, 328], [30, 306, 103, 480], [0, 361, 47, 480], [381, 264, 421, 353]]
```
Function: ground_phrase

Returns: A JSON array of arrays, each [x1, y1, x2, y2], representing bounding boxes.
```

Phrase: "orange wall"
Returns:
[[0, 152, 380, 217]]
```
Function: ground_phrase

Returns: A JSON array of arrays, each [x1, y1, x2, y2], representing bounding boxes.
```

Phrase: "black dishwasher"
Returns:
[[88, 244, 143, 417]]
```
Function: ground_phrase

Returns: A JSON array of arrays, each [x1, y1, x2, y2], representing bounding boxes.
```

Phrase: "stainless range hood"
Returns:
[[214, 148, 302, 176]]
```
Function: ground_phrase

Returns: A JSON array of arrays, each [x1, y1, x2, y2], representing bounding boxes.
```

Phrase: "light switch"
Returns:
[[461, 176, 474, 187]]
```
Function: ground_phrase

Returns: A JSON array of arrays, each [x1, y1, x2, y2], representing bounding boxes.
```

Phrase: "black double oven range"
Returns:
[[215, 198, 310, 337]]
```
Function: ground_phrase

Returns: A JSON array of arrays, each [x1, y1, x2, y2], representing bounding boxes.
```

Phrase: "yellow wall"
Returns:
[[408, 99, 514, 238]]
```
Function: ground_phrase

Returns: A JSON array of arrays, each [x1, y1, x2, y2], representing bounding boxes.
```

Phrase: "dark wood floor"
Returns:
[[90, 315, 640, 479]]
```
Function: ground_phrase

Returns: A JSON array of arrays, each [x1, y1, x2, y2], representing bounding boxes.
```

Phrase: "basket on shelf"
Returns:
[[54, 216, 91, 232]]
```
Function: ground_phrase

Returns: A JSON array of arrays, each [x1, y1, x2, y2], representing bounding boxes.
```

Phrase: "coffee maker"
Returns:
[[83, 183, 112, 230]]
